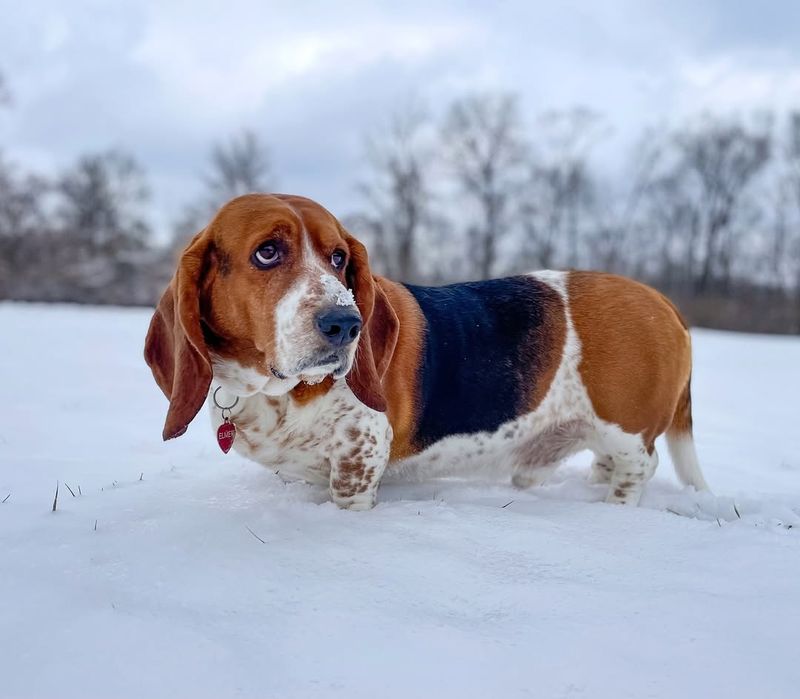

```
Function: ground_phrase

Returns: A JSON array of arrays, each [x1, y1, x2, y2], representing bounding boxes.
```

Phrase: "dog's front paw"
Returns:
[[331, 490, 376, 511]]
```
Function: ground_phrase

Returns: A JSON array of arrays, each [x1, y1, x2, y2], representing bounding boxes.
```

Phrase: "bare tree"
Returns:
[[441, 93, 528, 278], [518, 108, 605, 269], [175, 129, 272, 245], [205, 129, 271, 203], [52, 150, 153, 304], [1, 149, 155, 304], [0, 156, 50, 298], [516, 164, 563, 269], [778, 112, 800, 330], [675, 115, 772, 292], [643, 168, 700, 290], [629, 127, 702, 290], [634, 115, 771, 295], [604, 127, 668, 279], [0, 73, 49, 299], [57, 150, 150, 253], [352, 102, 436, 281]]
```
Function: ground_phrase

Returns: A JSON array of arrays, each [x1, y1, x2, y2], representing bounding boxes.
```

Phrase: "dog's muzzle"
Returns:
[[315, 309, 362, 348]]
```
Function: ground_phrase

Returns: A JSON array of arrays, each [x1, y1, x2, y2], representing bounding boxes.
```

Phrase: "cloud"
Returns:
[[677, 52, 800, 115], [1, 0, 799, 234]]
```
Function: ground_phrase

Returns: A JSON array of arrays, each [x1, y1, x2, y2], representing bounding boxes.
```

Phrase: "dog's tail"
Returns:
[[665, 375, 710, 492]]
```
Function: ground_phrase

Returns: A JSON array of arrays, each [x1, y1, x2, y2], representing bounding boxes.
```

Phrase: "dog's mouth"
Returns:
[[272, 351, 352, 383]]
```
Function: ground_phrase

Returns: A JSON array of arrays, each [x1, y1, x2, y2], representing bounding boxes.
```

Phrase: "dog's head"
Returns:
[[144, 193, 399, 440]]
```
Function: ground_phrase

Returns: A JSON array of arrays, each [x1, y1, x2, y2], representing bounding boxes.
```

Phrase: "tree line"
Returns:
[[1, 74, 799, 333]]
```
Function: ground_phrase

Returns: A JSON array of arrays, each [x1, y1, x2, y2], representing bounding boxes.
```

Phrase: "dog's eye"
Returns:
[[253, 242, 280, 269], [331, 249, 346, 269]]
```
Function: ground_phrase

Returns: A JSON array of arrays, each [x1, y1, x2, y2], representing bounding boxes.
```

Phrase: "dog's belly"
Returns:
[[208, 381, 391, 486]]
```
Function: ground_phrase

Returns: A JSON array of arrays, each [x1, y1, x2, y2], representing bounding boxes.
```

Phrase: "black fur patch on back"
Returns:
[[405, 276, 561, 449]]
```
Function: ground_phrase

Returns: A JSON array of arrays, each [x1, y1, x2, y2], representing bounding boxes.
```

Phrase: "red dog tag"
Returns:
[[217, 419, 236, 454]]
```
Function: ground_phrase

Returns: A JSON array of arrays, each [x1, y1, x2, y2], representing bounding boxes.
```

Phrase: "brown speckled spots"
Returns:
[[338, 458, 363, 478], [237, 430, 256, 449]]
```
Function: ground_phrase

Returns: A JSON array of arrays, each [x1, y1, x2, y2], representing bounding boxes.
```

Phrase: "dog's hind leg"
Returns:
[[604, 438, 659, 506], [588, 453, 615, 484]]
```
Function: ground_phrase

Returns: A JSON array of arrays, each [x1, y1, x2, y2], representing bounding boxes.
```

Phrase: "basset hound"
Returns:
[[145, 193, 709, 509]]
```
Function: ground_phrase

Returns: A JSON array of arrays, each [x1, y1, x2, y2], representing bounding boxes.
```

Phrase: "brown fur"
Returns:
[[343, 249, 400, 414], [291, 376, 335, 406], [144, 233, 213, 440], [526, 284, 568, 413], [373, 280, 426, 460], [669, 378, 693, 435], [568, 271, 693, 449]]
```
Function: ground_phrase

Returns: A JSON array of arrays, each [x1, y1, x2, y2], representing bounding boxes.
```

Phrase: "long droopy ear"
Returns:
[[144, 233, 213, 440], [343, 232, 399, 413]]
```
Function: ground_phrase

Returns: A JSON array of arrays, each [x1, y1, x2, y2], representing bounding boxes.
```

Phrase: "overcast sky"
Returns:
[[2, 0, 800, 235]]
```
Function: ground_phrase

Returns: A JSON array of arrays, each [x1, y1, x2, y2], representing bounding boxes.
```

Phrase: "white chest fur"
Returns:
[[208, 379, 392, 489]]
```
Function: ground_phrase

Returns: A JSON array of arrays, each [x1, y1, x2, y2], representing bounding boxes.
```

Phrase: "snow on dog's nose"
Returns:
[[320, 273, 356, 307]]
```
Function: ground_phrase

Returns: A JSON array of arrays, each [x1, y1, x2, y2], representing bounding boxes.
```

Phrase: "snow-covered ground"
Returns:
[[1, 302, 799, 699]]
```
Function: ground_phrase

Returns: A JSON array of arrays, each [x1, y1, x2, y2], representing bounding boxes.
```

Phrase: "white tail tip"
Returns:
[[666, 431, 710, 492]]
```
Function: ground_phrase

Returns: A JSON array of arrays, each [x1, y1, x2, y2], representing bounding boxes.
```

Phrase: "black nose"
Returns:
[[316, 309, 362, 347]]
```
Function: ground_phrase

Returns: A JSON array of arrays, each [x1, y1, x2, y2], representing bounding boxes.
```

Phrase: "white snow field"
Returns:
[[1, 302, 799, 699]]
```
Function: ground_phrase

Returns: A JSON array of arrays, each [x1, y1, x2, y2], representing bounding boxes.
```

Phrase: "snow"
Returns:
[[1, 301, 799, 699], [320, 273, 355, 307]]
